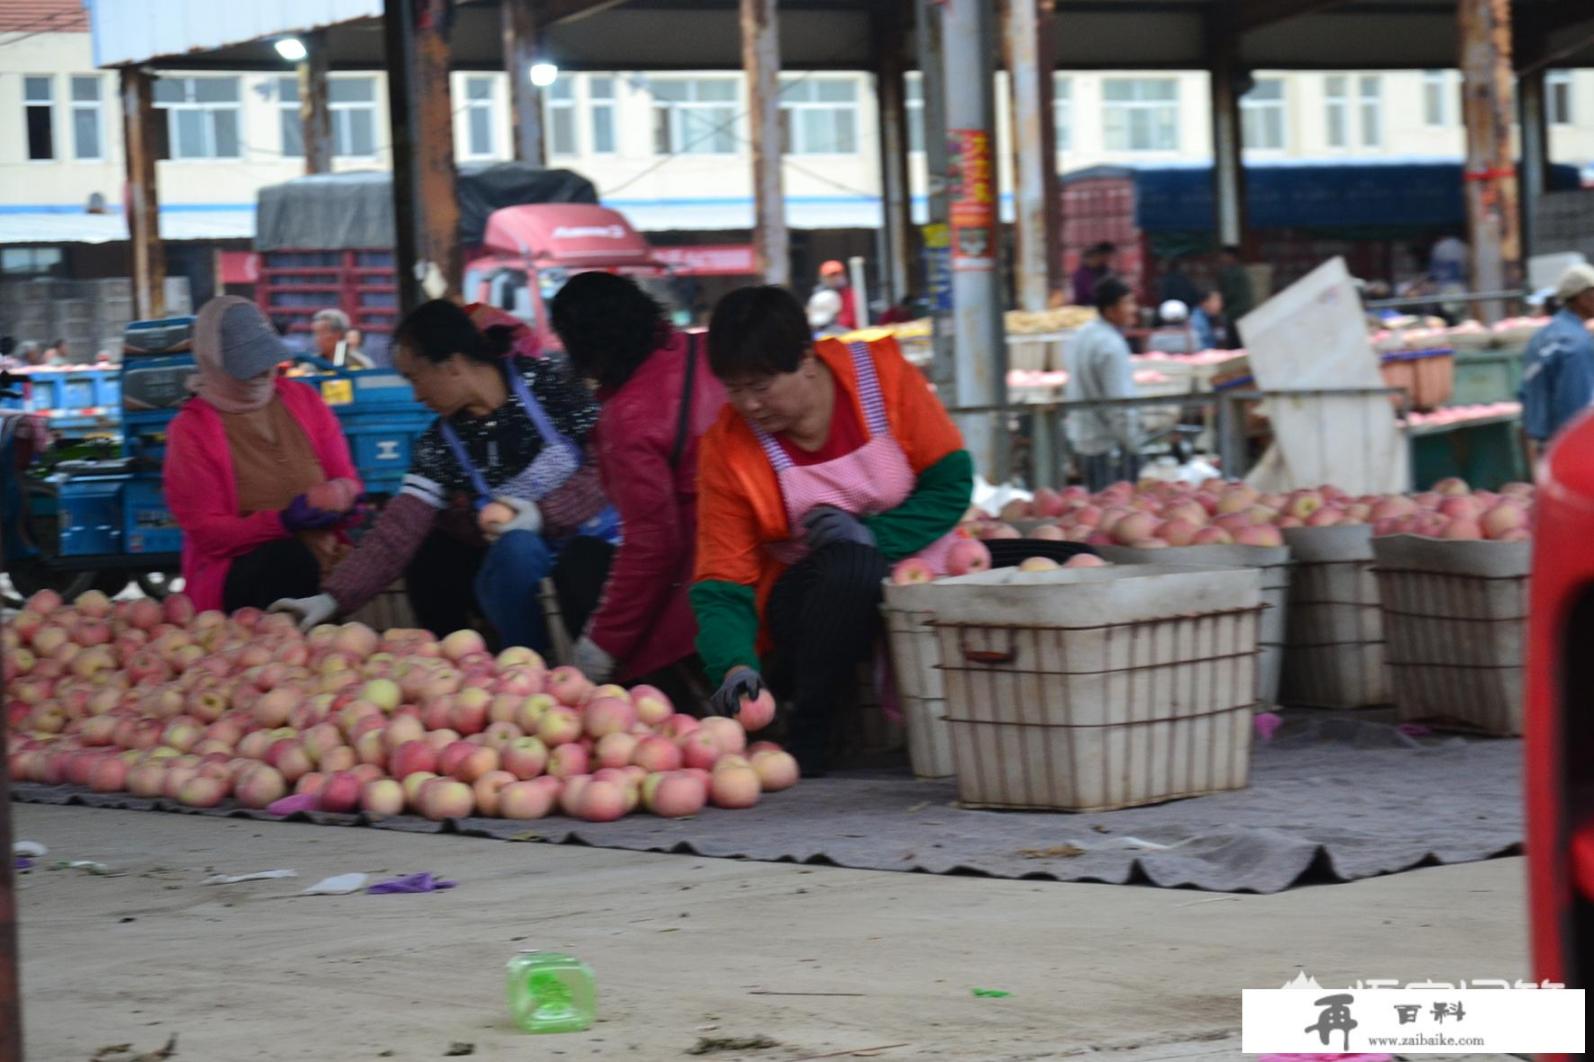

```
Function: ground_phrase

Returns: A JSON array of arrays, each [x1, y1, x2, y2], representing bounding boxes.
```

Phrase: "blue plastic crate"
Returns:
[[53, 474, 128, 557], [18, 367, 122, 413], [338, 407, 432, 497], [123, 476, 184, 556]]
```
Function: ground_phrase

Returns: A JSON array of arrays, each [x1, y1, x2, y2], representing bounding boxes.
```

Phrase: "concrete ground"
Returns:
[[14, 803, 1528, 1062]]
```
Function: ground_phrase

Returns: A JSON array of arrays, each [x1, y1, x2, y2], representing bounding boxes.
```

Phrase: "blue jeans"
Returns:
[[472, 507, 622, 652]]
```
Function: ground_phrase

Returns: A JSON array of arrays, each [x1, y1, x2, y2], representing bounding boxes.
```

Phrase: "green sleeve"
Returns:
[[862, 449, 975, 562], [690, 579, 762, 684]]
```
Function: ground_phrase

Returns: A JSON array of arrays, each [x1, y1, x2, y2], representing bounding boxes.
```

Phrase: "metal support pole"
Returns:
[[503, 0, 546, 166], [120, 67, 164, 320], [1004, 0, 1062, 312], [1208, 17, 1247, 249], [916, 0, 955, 389], [0, 740, 19, 1062], [1458, 0, 1522, 322], [941, 0, 1007, 481], [874, 7, 912, 307], [298, 30, 334, 175], [741, 0, 789, 287], [383, 0, 461, 311], [1518, 66, 1549, 263]]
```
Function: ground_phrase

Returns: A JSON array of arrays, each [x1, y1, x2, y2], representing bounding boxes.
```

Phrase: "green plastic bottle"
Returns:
[[505, 951, 596, 1034]]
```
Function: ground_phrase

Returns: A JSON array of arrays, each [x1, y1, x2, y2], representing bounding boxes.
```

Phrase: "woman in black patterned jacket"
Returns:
[[272, 300, 618, 653]]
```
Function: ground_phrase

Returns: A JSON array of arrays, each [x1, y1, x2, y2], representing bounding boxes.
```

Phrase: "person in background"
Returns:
[[1066, 277, 1141, 491], [271, 300, 617, 652], [804, 260, 860, 335], [311, 308, 373, 369], [164, 297, 362, 613], [1157, 256, 1203, 317], [1071, 242, 1116, 307], [1521, 264, 1594, 464], [1429, 233, 1470, 322], [41, 338, 69, 364], [1216, 245, 1254, 347], [1190, 289, 1224, 350], [549, 271, 726, 693], [1145, 300, 1194, 354]]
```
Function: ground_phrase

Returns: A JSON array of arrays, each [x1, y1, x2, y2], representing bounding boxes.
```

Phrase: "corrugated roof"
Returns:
[[0, 0, 89, 34], [0, 209, 255, 246]]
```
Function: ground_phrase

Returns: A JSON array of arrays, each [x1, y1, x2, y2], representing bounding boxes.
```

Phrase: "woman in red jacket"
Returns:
[[548, 271, 725, 688], [163, 297, 361, 613]]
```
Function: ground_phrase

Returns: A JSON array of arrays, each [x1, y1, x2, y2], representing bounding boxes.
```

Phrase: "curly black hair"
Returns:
[[548, 271, 669, 391]]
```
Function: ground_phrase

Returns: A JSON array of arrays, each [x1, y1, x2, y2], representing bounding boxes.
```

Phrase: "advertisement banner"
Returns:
[[947, 128, 995, 272]]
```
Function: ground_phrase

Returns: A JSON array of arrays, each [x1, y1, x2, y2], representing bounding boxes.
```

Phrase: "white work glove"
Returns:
[[483, 495, 542, 543], [269, 592, 338, 633], [570, 635, 617, 684]]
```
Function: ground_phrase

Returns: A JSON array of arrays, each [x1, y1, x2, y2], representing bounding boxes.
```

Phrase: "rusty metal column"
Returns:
[[941, 0, 1007, 481], [1518, 66, 1549, 262], [1004, 0, 1062, 312], [384, 0, 461, 310], [916, 0, 955, 388], [503, 0, 546, 166], [1208, 17, 1247, 250], [875, 8, 911, 306], [1458, 0, 1521, 320], [120, 67, 164, 319], [742, 0, 788, 287], [299, 30, 334, 175]]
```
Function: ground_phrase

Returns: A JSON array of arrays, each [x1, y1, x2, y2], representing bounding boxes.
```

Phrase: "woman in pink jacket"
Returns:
[[548, 272, 725, 690], [163, 297, 361, 613]]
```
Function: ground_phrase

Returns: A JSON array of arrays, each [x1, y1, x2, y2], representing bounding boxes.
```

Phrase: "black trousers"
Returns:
[[403, 530, 615, 653], [765, 541, 891, 773], [223, 537, 322, 612]]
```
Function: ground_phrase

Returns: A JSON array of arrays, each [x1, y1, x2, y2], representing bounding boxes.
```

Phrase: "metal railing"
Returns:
[[946, 386, 1406, 488]]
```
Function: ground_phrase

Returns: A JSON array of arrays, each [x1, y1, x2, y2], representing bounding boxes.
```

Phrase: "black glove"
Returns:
[[710, 666, 765, 718], [801, 505, 874, 551]]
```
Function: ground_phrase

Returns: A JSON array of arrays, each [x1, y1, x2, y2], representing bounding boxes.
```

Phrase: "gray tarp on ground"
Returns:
[[14, 717, 1521, 894], [255, 164, 598, 251]]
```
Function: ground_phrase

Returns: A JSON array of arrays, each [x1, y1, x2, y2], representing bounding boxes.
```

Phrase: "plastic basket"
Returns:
[[1379, 348, 1455, 411], [1097, 543, 1290, 708], [929, 564, 1261, 812], [1371, 535, 1530, 735], [1278, 525, 1389, 709], [345, 580, 418, 633], [880, 579, 956, 778]]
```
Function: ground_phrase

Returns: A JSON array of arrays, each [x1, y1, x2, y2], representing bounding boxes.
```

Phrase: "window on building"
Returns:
[[464, 75, 496, 158], [1422, 70, 1450, 126], [154, 77, 241, 159], [905, 73, 924, 154], [1054, 73, 1072, 152], [70, 76, 102, 160], [1, 247, 64, 276], [651, 78, 738, 155], [330, 77, 377, 157], [1325, 74, 1348, 148], [1103, 78, 1179, 152], [1241, 77, 1285, 150], [1549, 69, 1574, 125], [24, 76, 54, 160], [779, 76, 858, 155], [546, 77, 576, 156], [1358, 74, 1382, 148], [589, 76, 616, 154]]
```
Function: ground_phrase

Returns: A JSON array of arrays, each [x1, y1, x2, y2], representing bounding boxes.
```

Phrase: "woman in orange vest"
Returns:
[[692, 285, 973, 774]]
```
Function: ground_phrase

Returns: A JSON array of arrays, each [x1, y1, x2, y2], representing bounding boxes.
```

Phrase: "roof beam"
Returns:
[[1236, 0, 1355, 34], [540, 0, 632, 26]]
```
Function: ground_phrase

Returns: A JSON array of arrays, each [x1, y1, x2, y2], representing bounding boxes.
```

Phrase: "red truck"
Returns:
[[254, 163, 675, 360]]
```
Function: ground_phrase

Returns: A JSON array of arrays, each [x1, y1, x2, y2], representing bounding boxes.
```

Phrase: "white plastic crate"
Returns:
[[1371, 535, 1530, 735], [880, 579, 956, 778], [1279, 525, 1389, 709], [1098, 543, 1290, 709], [929, 564, 1261, 812]]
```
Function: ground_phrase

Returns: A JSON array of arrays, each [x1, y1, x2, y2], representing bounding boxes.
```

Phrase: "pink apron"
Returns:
[[751, 341, 962, 574]]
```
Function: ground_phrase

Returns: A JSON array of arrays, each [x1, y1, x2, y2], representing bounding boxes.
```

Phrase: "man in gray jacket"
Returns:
[[1065, 276, 1140, 490]]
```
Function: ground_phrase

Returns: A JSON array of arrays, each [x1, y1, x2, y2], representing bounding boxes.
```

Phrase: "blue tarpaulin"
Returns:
[[1065, 160, 1583, 233]]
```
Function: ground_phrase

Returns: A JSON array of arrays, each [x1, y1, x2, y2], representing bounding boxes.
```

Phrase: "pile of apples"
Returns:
[[4, 590, 797, 825], [967, 476, 1534, 548]]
